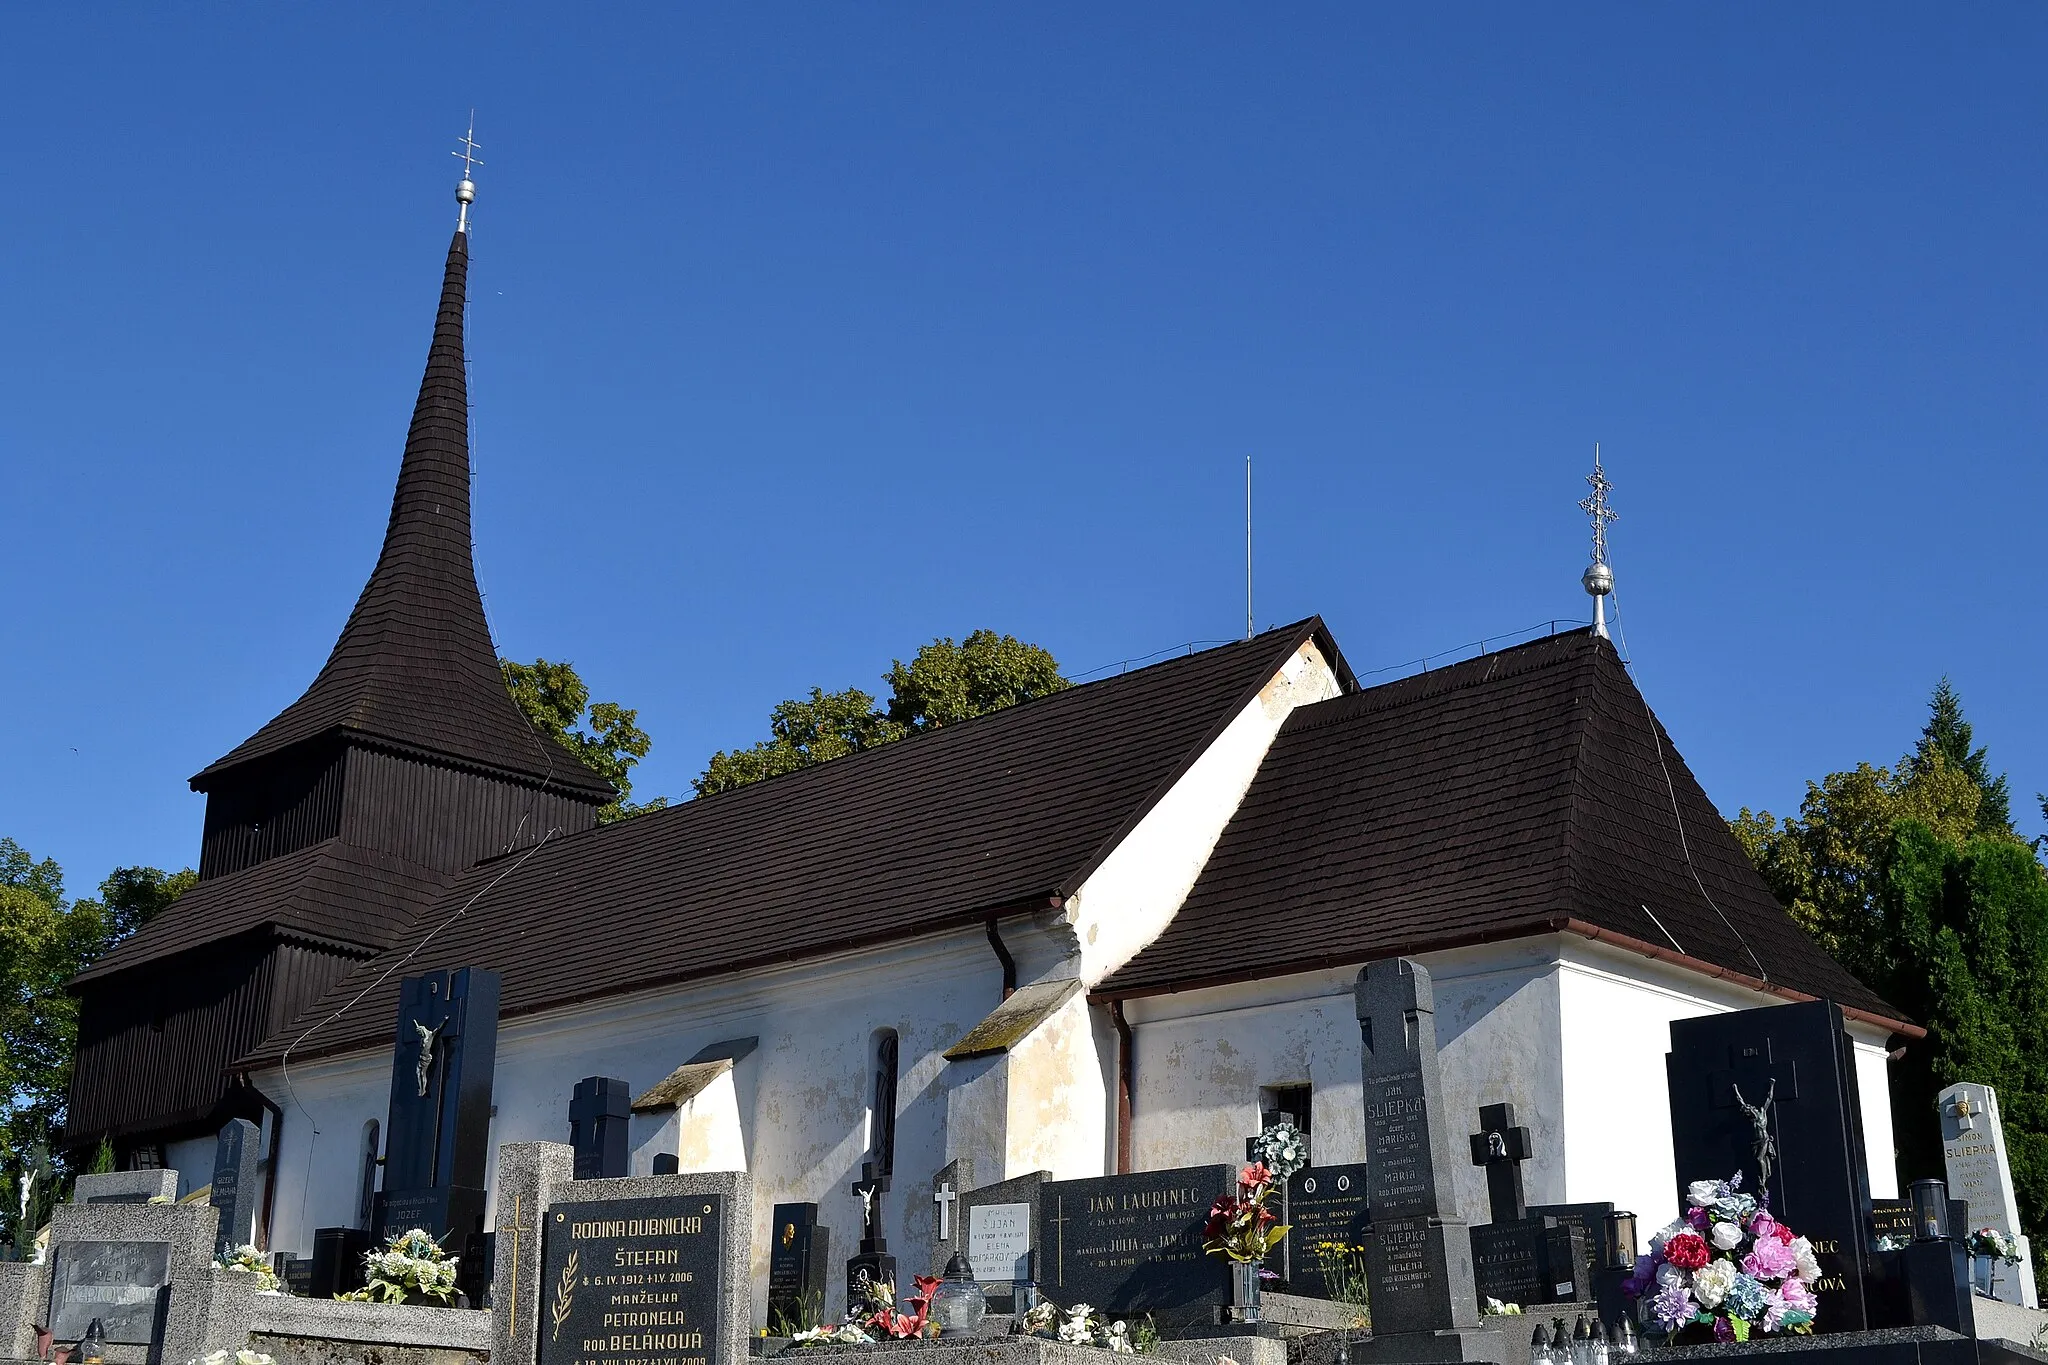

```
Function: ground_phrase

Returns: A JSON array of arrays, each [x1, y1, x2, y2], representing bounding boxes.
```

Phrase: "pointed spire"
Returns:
[[193, 221, 611, 799], [1579, 445, 1617, 639]]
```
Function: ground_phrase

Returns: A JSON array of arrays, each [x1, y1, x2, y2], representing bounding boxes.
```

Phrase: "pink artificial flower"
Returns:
[[1688, 1207, 1711, 1232], [1778, 1277, 1817, 1314], [1749, 1212, 1780, 1243], [1744, 1236, 1797, 1281]]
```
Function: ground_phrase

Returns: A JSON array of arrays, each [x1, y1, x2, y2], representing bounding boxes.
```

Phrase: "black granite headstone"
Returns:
[[569, 1076, 633, 1181], [1038, 1165, 1234, 1330], [959, 1169, 1047, 1312], [538, 1194, 725, 1365], [311, 1226, 372, 1298], [47, 1241, 170, 1345], [845, 1162, 895, 1321], [280, 1256, 314, 1297], [209, 1117, 262, 1253], [1355, 958, 1485, 1340], [375, 966, 500, 1247], [1469, 1104, 1532, 1225], [1666, 999, 1874, 1332], [767, 1203, 830, 1331], [1527, 1202, 1614, 1295], [1283, 1163, 1371, 1299]]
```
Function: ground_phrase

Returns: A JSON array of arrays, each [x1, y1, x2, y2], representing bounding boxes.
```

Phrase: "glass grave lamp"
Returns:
[[929, 1253, 988, 1335], [1911, 1178, 1952, 1242], [79, 1319, 106, 1365], [1604, 1211, 1638, 1270]]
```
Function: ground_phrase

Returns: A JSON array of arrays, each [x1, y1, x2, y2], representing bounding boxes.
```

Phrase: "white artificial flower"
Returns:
[[1710, 1221, 1744, 1251], [1649, 1220, 1688, 1254], [1691, 1259, 1737, 1310], [1656, 1261, 1690, 1291], [1687, 1180, 1722, 1208], [1788, 1237, 1823, 1284]]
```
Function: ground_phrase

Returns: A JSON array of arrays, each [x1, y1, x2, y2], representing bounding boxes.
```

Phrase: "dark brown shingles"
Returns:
[[190, 231, 611, 799], [236, 621, 1339, 1066], [1100, 631, 1899, 1022], [74, 839, 453, 983]]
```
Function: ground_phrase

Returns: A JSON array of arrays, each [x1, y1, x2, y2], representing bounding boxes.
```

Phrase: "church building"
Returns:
[[68, 181, 1910, 1324]]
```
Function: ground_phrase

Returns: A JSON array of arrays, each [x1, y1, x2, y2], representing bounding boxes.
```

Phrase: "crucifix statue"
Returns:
[[1468, 1102, 1532, 1224], [413, 1019, 444, 1098], [852, 1161, 888, 1247]]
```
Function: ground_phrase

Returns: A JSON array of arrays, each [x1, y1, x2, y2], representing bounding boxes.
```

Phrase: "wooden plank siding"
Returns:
[[338, 747, 599, 872], [67, 937, 367, 1149]]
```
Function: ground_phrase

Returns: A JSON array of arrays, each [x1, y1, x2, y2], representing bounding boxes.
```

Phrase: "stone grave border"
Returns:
[[493, 1141, 751, 1365]]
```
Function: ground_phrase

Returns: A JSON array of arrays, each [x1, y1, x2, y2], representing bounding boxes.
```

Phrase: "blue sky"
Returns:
[[4, 6, 2044, 890]]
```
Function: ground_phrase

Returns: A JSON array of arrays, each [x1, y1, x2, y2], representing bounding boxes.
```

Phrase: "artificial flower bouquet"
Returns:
[[1969, 1227, 2023, 1266], [1623, 1175, 1819, 1343], [337, 1227, 460, 1305], [1250, 1120, 1309, 1182], [1203, 1163, 1290, 1263], [215, 1243, 282, 1293], [1018, 1298, 1148, 1353]]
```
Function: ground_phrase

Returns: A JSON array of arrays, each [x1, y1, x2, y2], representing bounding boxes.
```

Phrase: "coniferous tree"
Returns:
[[1908, 678, 2012, 835]]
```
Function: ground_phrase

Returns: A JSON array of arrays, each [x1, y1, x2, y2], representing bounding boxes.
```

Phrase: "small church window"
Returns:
[[356, 1120, 381, 1229], [867, 1029, 900, 1182], [1261, 1083, 1312, 1136]]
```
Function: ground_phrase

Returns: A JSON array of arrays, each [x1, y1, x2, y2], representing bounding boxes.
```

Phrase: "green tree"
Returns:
[[1907, 678, 2011, 834], [1732, 679, 2048, 1274], [695, 631, 1068, 797], [0, 845, 191, 1253], [501, 658, 667, 823]]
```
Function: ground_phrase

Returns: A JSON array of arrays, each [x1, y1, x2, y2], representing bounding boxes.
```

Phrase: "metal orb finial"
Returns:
[[452, 113, 484, 233], [1578, 445, 1618, 638]]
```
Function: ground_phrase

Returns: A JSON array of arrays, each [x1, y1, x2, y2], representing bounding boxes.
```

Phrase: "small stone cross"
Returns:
[[933, 1182, 957, 1241], [1468, 1102, 1532, 1225], [1950, 1093, 1977, 1132]]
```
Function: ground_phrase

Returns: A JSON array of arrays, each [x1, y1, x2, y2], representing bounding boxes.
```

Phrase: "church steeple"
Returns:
[[193, 208, 612, 803]]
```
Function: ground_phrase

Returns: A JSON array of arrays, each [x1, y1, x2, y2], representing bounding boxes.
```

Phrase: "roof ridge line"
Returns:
[[1056, 617, 1333, 898], [1280, 629, 1590, 738]]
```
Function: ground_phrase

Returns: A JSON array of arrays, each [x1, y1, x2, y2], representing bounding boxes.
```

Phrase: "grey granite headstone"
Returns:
[[48, 1241, 171, 1344], [1939, 1081, 2039, 1308], [931, 1157, 975, 1267], [956, 1169, 1048, 1311], [209, 1118, 261, 1252], [73, 1170, 179, 1206], [1353, 958, 1502, 1363], [491, 1142, 749, 1365]]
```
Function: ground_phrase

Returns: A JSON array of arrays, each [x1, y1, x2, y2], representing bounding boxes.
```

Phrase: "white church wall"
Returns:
[[1119, 940, 1565, 1223], [1555, 937, 1902, 1234], [254, 924, 1008, 1326], [1067, 639, 1341, 986], [162, 1136, 214, 1203]]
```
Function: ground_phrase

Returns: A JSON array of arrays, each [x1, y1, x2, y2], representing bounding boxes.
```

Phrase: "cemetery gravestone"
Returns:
[[845, 1163, 895, 1321], [1283, 1163, 1370, 1300], [1939, 1081, 2038, 1308], [209, 1117, 261, 1252], [376, 966, 501, 1247], [957, 1170, 1047, 1311], [766, 1203, 829, 1333], [1038, 1165, 1234, 1330], [72, 1171, 178, 1206], [928, 1158, 974, 1269], [1353, 958, 1500, 1358], [968, 1203, 1032, 1283], [570, 1077, 633, 1181], [538, 1194, 725, 1365], [1666, 999, 1874, 1332], [47, 1241, 170, 1345], [1870, 1200, 1914, 1247]]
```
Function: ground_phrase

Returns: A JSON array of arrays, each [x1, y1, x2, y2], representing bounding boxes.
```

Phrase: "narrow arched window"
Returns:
[[868, 1029, 899, 1182]]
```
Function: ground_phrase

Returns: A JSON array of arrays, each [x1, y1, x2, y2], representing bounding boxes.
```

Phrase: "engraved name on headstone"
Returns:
[[209, 1117, 261, 1252], [1283, 1163, 1370, 1300], [968, 1203, 1033, 1283], [1039, 1166, 1234, 1329], [1939, 1081, 2038, 1308], [538, 1194, 724, 1365], [766, 1203, 828, 1332], [47, 1241, 171, 1345]]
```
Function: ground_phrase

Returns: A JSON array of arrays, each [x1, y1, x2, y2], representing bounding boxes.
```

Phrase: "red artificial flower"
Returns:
[[1239, 1162, 1273, 1189], [1664, 1231, 1711, 1271], [1775, 1223, 1796, 1244]]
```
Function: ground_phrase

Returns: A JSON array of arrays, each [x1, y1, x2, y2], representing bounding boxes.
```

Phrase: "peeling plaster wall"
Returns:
[[1001, 992, 1106, 1178], [1067, 640, 1341, 986], [1120, 941, 1566, 1222], [253, 926, 1001, 1327], [1556, 937, 1900, 1234]]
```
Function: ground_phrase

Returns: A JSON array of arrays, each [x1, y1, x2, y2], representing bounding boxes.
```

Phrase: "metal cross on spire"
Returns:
[[1578, 444, 1617, 638], [452, 113, 483, 233]]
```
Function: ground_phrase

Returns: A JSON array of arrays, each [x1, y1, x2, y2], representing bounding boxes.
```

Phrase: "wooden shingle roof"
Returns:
[[1099, 630, 1904, 1029], [190, 231, 612, 799], [238, 620, 1343, 1066]]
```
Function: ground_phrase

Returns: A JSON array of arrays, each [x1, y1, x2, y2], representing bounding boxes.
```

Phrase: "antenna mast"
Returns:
[[1579, 443, 1617, 639], [1245, 456, 1254, 641]]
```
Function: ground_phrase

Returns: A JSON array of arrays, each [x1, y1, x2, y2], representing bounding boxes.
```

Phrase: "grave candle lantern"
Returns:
[[1910, 1178, 1951, 1242], [930, 1252, 987, 1334]]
